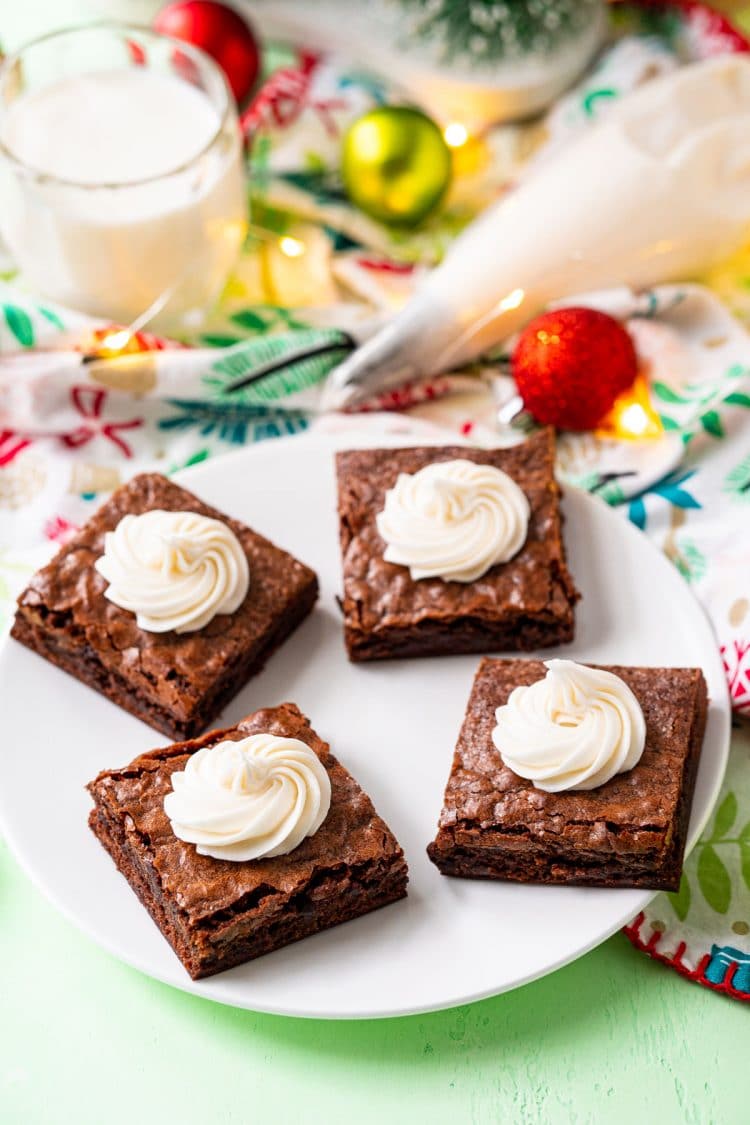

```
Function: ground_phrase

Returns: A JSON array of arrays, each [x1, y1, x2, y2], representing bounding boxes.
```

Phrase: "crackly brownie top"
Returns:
[[335, 429, 578, 633], [16, 473, 317, 715], [437, 658, 707, 846], [88, 703, 405, 923]]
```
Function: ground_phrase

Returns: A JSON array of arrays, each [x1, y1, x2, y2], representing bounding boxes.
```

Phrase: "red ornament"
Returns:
[[511, 307, 638, 431], [154, 1, 260, 104]]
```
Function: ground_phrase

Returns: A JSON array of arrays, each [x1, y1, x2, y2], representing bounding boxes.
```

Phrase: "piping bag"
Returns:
[[324, 57, 750, 409]]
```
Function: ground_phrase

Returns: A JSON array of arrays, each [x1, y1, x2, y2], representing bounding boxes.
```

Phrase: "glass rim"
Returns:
[[0, 22, 237, 191]]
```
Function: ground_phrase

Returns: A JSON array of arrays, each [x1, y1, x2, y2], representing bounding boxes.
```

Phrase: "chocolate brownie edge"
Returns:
[[87, 704, 409, 978]]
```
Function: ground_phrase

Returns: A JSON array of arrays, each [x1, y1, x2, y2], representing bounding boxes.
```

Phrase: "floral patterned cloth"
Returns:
[[2, 12, 750, 1000]]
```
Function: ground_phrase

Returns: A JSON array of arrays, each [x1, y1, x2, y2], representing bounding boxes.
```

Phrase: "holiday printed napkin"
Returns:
[[2, 10, 750, 1000]]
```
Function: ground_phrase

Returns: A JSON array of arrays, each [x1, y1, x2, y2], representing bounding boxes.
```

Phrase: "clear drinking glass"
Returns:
[[0, 25, 248, 329]]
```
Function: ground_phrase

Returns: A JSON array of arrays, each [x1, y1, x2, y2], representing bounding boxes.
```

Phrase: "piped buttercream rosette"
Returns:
[[376, 459, 530, 583], [95, 508, 249, 633], [492, 659, 646, 792], [164, 733, 332, 862]]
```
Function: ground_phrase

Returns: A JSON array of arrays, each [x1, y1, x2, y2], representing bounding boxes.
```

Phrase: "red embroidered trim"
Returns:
[[623, 913, 750, 1002]]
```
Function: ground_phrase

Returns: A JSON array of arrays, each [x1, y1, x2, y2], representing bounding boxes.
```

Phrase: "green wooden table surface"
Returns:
[[2, 6, 750, 1123], [2, 837, 747, 1124]]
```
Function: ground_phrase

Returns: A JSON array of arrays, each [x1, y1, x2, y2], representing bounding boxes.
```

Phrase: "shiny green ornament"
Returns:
[[341, 105, 452, 227]]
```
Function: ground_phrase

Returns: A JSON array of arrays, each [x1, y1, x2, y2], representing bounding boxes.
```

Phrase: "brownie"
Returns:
[[12, 473, 318, 740], [427, 658, 708, 891], [335, 429, 578, 662], [88, 702, 408, 978]]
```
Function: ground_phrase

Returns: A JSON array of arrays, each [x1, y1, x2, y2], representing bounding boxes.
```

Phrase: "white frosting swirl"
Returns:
[[95, 509, 249, 633], [492, 660, 646, 793], [376, 459, 529, 583], [164, 733, 331, 861]]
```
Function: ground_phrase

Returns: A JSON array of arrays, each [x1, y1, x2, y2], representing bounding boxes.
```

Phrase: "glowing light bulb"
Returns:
[[617, 403, 651, 437], [101, 329, 132, 352], [278, 236, 305, 259], [83, 325, 152, 359], [597, 374, 664, 441], [443, 122, 469, 148]]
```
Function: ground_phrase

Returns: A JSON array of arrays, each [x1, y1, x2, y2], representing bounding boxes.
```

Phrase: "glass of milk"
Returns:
[[0, 24, 248, 329]]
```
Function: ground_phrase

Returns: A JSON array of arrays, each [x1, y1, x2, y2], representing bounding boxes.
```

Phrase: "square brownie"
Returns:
[[335, 428, 578, 661], [87, 702, 409, 978], [12, 473, 318, 740], [427, 658, 708, 891]]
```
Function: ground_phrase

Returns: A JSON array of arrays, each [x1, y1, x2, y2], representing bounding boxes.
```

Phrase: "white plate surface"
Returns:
[[0, 432, 730, 1019]]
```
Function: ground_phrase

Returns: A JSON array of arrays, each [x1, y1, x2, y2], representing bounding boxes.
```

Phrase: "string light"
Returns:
[[278, 235, 306, 258], [443, 122, 469, 148], [82, 221, 309, 360], [597, 374, 663, 441], [443, 123, 489, 176], [616, 403, 653, 437], [84, 326, 146, 358], [100, 329, 131, 352], [246, 222, 308, 259]]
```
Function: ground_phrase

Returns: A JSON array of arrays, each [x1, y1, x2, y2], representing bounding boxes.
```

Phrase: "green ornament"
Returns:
[[341, 106, 451, 227]]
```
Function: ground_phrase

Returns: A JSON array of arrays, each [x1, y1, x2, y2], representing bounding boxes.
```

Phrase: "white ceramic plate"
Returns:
[[0, 432, 730, 1019]]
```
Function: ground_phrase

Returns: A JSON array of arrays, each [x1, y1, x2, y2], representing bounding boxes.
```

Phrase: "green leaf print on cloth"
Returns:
[[669, 873, 692, 923], [3, 304, 34, 348], [724, 454, 750, 502], [199, 307, 313, 351], [204, 328, 353, 407], [38, 306, 65, 331], [688, 792, 750, 917], [697, 846, 732, 915], [669, 538, 707, 585], [714, 792, 739, 839], [725, 392, 750, 408], [157, 400, 310, 445], [700, 409, 724, 439], [740, 821, 750, 893], [653, 363, 750, 440], [229, 306, 310, 336]]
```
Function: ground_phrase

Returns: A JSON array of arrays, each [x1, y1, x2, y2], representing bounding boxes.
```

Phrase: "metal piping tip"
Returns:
[[320, 301, 438, 412], [319, 375, 368, 412], [321, 353, 418, 411]]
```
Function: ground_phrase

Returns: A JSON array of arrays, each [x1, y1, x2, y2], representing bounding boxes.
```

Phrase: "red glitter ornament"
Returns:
[[511, 307, 639, 431], [155, 1, 260, 104]]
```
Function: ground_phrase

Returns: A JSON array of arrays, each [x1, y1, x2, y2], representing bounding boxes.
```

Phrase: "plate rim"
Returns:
[[0, 429, 731, 1019]]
